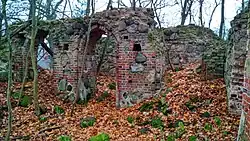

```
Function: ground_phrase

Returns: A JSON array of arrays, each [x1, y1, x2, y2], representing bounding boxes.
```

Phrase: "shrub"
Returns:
[[80, 117, 96, 128], [89, 133, 110, 141], [57, 135, 71, 141]]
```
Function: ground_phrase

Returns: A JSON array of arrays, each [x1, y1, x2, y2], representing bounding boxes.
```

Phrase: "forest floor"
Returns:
[[0, 63, 240, 141]]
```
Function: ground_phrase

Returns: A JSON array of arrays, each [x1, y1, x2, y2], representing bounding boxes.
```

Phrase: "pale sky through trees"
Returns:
[[80, 0, 241, 32]]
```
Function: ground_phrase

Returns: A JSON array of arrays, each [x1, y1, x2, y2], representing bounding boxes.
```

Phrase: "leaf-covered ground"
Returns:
[[0, 64, 240, 141]]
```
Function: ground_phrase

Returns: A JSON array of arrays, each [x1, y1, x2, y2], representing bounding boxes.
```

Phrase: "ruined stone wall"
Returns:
[[149, 25, 226, 78], [239, 50, 250, 140], [12, 8, 161, 107], [225, 11, 248, 114]]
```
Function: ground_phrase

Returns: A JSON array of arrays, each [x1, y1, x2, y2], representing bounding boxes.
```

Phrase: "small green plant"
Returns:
[[151, 116, 164, 129], [222, 130, 231, 136], [214, 116, 221, 126], [139, 127, 150, 134], [157, 98, 169, 115], [201, 112, 210, 118], [204, 123, 213, 132], [20, 95, 32, 107], [175, 67, 180, 72], [80, 117, 96, 128], [89, 133, 110, 141], [12, 92, 21, 99], [174, 120, 184, 128], [175, 122, 185, 138], [139, 102, 154, 112], [54, 106, 64, 114], [167, 134, 175, 141], [189, 135, 197, 141], [190, 96, 200, 103], [167, 78, 173, 83], [57, 135, 71, 141], [107, 82, 116, 90], [97, 91, 109, 102], [113, 120, 119, 125], [185, 101, 196, 111], [127, 116, 134, 124], [39, 116, 47, 122], [162, 87, 173, 97]]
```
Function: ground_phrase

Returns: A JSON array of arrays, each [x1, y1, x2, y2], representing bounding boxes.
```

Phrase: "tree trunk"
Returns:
[[209, 0, 219, 28], [199, 0, 204, 27], [151, 0, 174, 71], [107, 0, 112, 10], [0, 13, 3, 37], [132, 0, 136, 10], [2, 0, 13, 140], [30, 0, 40, 116], [118, 0, 120, 8], [180, 0, 188, 25], [180, 0, 193, 25], [242, 0, 245, 12], [71, 0, 95, 116], [219, 0, 224, 38], [85, 0, 91, 16]]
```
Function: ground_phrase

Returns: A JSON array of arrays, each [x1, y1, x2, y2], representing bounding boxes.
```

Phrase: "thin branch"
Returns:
[[209, 0, 220, 28]]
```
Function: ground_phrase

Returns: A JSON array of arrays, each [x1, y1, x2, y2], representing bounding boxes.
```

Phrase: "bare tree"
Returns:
[[219, 0, 224, 38], [208, 0, 220, 28], [107, 0, 113, 10], [151, 0, 174, 71], [0, 10, 3, 37], [132, 0, 136, 10], [198, 0, 204, 27], [242, 0, 244, 12], [2, 0, 12, 140], [85, 0, 91, 16], [71, 0, 95, 116], [180, 0, 194, 25], [29, 0, 40, 116]]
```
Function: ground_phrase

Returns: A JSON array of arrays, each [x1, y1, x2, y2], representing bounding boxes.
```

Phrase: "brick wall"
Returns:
[[238, 50, 250, 140], [225, 11, 248, 114], [116, 32, 161, 107], [12, 8, 161, 107]]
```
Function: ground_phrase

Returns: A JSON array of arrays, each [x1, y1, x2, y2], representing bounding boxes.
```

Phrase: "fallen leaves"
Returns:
[[0, 64, 240, 140]]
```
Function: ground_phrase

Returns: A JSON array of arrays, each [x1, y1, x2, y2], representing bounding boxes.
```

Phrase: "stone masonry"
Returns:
[[12, 8, 162, 107], [225, 11, 248, 114], [12, 8, 226, 108]]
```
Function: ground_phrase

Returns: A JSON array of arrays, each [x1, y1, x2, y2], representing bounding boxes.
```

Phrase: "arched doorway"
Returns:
[[76, 25, 117, 102]]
